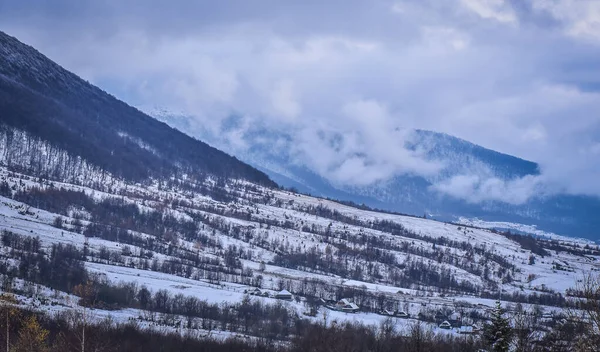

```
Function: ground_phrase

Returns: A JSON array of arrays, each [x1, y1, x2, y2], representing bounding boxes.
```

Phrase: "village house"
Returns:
[[434, 311, 447, 322], [381, 309, 395, 316], [395, 311, 409, 318], [248, 288, 262, 296], [274, 289, 293, 300], [458, 325, 475, 334], [447, 312, 461, 327], [336, 298, 359, 313], [439, 321, 452, 330]]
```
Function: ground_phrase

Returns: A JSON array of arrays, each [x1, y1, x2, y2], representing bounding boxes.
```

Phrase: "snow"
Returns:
[[458, 217, 596, 245], [86, 262, 249, 304], [0, 165, 597, 335]]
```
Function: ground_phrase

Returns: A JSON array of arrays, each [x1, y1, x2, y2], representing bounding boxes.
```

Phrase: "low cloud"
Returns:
[[269, 80, 301, 121], [532, 0, 600, 43], [2, 0, 600, 205], [431, 174, 546, 205], [292, 104, 443, 186], [460, 0, 517, 24]]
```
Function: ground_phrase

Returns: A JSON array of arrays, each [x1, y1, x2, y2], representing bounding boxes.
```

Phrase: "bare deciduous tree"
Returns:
[[567, 272, 600, 351], [512, 310, 539, 352], [0, 279, 19, 352]]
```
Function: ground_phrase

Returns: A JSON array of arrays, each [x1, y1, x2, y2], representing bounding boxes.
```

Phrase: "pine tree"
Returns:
[[484, 301, 513, 352]]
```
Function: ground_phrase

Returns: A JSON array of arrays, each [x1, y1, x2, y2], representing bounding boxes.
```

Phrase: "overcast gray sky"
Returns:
[[1, 0, 599, 203]]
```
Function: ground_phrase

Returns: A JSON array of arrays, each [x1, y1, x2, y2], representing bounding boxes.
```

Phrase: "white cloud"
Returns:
[[3, 0, 600, 205], [460, 0, 517, 24], [533, 0, 600, 43], [291, 100, 442, 186], [391, 3, 406, 14], [431, 174, 545, 205], [520, 123, 547, 143], [269, 80, 301, 121], [421, 26, 470, 51]]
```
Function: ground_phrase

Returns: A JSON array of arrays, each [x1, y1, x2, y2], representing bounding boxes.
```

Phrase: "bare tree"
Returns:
[[406, 322, 433, 352], [72, 280, 97, 352], [54, 311, 112, 352], [568, 272, 600, 351], [0, 278, 19, 352], [512, 310, 539, 352]]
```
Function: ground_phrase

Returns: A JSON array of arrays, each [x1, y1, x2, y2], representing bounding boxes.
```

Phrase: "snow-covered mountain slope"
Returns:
[[2, 165, 597, 306], [0, 30, 598, 344], [148, 110, 600, 240], [0, 31, 274, 186], [1, 161, 598, 345]]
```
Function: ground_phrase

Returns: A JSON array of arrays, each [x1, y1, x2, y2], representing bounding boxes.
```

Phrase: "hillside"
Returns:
[[149, 110, 600, 239], [0, 31, 275, 186], [0, 30, 599, 350], [1, 163, 598, 344]]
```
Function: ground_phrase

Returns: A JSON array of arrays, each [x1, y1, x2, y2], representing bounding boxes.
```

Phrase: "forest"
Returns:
[[5, 184, 573, 308], [1, 30, 275, 185], [1, 297, 599, 352]]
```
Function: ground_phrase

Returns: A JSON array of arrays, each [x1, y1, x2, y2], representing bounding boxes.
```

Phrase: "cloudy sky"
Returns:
[[1, 0, 599, 203]]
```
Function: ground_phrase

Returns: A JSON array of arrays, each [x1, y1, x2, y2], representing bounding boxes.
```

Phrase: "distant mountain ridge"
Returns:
[[410, 129, 540, 178], [1, 28, 595, 239], [0, 31, 275, 186], [149, 111, 600, 240], [2, 31, 600, 350]]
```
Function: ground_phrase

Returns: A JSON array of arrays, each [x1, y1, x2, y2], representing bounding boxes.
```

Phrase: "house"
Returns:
[[459, 326, 475, 334], [541, 312, 554, 322], [449, 312, 461, 321], [274, 289, 293, 300], [381, 309, 395, 316], [336, 299, 359, 313], [249, 288, 262, 296], [395, 311, 409, 319], [439, 321, 452, 330], [434, 312, 447, 322], [448, 315, 461, 327]]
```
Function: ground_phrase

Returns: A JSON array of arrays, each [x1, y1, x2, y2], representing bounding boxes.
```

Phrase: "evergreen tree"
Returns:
[[484, 301, 513, 352]]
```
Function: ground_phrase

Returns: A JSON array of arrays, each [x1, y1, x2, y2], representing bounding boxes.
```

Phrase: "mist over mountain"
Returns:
[[2, 0, 600, 348], [0, 31, 275, 187], [1, 27, 600, 352], [150, 110, 600, 239]]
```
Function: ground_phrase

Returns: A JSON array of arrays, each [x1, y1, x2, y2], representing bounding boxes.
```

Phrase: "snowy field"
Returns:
[[1, 165, 599, 342]]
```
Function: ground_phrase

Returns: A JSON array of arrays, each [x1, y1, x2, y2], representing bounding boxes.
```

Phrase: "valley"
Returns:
[[0, 163, 598, 344], [1, 28, 599, 351]]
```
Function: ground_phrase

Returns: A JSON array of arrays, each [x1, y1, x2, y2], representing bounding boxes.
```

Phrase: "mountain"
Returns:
[[4, 154, 598, 348], [149, 112, 600, 240], [0, 30, 599, 349], [0, 31, 275, 187]]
